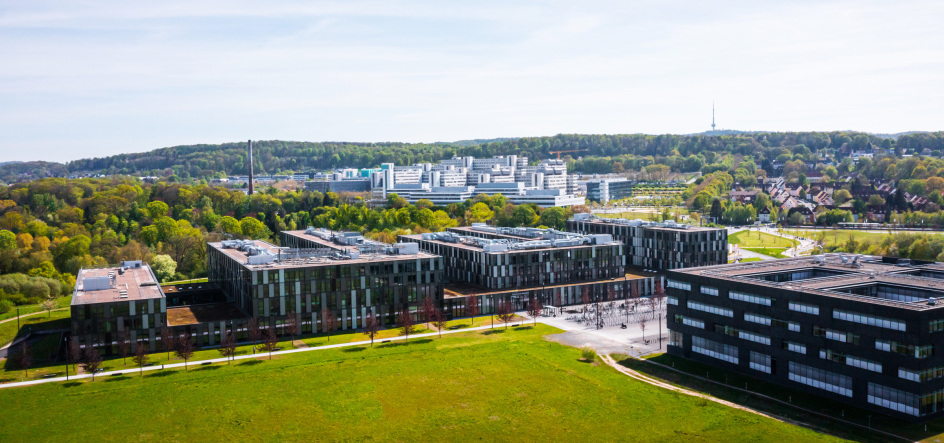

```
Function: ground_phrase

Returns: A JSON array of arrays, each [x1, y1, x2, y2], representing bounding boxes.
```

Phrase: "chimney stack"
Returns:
[[248, 139, 254, 195]]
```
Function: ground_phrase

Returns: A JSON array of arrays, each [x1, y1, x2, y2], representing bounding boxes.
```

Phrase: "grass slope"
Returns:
[[730, 231, 796, 248], [0, 326, 838, 442]]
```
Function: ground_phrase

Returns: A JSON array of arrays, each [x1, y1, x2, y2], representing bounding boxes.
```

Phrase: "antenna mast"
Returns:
[[711, 102, 716, 132]]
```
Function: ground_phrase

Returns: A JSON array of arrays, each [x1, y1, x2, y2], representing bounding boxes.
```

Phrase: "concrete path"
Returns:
[[0, 322, 504, 389]]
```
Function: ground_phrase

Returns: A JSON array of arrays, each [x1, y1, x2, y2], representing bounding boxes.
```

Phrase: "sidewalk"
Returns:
[[0, 322, 503, 390]]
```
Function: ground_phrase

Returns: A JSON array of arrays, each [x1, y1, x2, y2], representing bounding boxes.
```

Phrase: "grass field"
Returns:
[[729, 231, 796, 248], [0, 308, 69, 349], [0, 325, 839, 442], [0, 297, 70, 322], [782, 229, 944, 249], [742, 247, 789, 258], [738, 257, 762, 263]]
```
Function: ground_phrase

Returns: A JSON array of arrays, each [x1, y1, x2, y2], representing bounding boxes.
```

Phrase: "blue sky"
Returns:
[[1, 0, 942, 162]]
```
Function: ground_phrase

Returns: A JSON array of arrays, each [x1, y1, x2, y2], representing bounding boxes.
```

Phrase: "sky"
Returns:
[[1, 1, 943, 162]]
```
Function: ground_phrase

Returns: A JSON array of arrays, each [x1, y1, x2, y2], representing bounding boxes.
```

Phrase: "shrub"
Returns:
[[581, 347, 597, 362], [0, 299, 13, 314]]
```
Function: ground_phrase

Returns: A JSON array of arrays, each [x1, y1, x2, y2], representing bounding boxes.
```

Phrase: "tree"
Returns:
[[640, 319, 647, 341], [0, 230, 15, 250], [151, 255, 177, 282], [260, 327, 278, 359], [465, 297, 480, 327], [433, 310, 448, 338], [538, 207, 568, 230], [118, 330, 131, 365], [41, 297, 57, 318], [421, 296, 435, 329], [132, 341, 150, 375], [284, 312, 299, 342], [216, 328, 236, 363], [219, 216, 241, 235], [81, 346, 102, 381], [239, 216, 270, 240], [496, 300, 515, 329], [511, 205, 538, 227], [527, 297, 544, 326], [69, 337, 81, 372], [15, 342, 32, 378], [466, 202, 494, 223], [363, 314, 381, 346], [146, 201, 170, 219], [398, 308, 416, 342], [709, 199, 723, 220], [175, 333, 195, 369], [320, 308, 338, 339], [161, 326, 175, 359], [247, 317, 261, 350]]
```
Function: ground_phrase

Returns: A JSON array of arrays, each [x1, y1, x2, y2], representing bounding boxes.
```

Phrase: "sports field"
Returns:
[[0, 325, 839, 442]]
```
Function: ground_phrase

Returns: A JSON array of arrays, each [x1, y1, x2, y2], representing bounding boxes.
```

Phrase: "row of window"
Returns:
[[813, 326, 860, 345], [730, 291, 772, 306], [819, 349, 883, 373], [788, 361, 853, 397], [666, 279, 691, 291], [899, 366, 944, 383], [868, 383, 919, 416], [674, 314, 704, 329], [833, 309, 906, 332], [749, 351, 772, 374], [692, 336, 739, 364], [875, 340, 933, 359], [687, 301, 733, 318]]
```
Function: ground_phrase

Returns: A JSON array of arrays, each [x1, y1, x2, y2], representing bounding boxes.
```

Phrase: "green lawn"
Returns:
[[782, 229, 944, 250], [0, 297, 70, 322], [738, 257, 762, 263], [730, 231, 796, 248], [742, 247, 789, 258], [0, 326, 839, 442], [0, 308, 70, 348]]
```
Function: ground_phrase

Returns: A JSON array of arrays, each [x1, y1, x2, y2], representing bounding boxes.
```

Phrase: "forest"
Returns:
[[0, 177, 578, 312], [4, 132, 944, 184]]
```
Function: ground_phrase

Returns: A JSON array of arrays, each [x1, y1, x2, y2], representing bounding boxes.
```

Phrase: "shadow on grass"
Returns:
[[63, 382, 83, 388], [377, 338, 434, 348], [514, 325, 534, 330], [342, 347, 367, 353], [145, 370, 177, 378], [482, 329, 506, 335], [447, 324, 471, 330], [105, 375, 131, 382], [0, 378, 16, 384], [196, 365, 221, 371], [239, 360, 264, 366]]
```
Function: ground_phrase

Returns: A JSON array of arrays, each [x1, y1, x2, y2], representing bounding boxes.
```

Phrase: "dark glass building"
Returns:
[[666, 254, 944, 421], [567, 213, 727, 270]]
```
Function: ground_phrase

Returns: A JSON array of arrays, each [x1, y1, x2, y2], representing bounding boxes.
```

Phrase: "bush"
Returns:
[[581, 347, 597, 362], [0, 299, 13, 315]]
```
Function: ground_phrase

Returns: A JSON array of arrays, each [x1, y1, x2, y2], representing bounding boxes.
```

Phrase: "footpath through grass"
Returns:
[[0, 326, 839, 442]]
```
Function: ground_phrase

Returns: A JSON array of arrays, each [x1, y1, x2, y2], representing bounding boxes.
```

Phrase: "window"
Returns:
[[667, 279, 691, 291], [730, 291, 771, 306], [899, 366, 944, 383], [783, 341, 806, 354], [692, 336, 738, 364], [789, 301, 819, 315], [674, 314, 704, 329], [819, 349, 882, 373], [700, 286, 719, 296], [744, 313, 771, 326], [669, 330, 683, 347], [931, 319, 944, 332], [833, 310, 906, 332], [788, 361, 852, 397], [749, 351, 772, 374], [813, 326, 859, 345], [738, 330, 771, 345], [687, 301, 733, 317], [868, 383, 919, 416], [667, 296, 678, 306], [875, 340, 933, 359]]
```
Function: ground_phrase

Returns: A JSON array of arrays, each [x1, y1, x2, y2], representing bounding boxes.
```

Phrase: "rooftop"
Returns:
[[443, 273, 647, 299], [400, 227, 619, 254], [569, 213, 721, 232], [209, 239, 437, 270], [671, 254, 944, 311], [72, 261, 164, 306]]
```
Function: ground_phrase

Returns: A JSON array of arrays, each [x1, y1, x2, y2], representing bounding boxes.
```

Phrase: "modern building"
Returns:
[[370, 156, 584, 207], [205, 229, 443, 335], [70, 261, 167, 352], [586, 178, 635, 203], [399, 225, 655, 316], [666, 254, 944, 421], [304, 179, 372, 193], [566, 213, 728, 270]]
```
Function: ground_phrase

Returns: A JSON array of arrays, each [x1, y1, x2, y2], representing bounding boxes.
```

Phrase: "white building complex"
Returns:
[[370, 155, 584, 207]]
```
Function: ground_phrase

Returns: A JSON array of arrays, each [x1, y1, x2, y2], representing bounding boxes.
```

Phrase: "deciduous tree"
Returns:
[[421, 296, 435, 329], [465, 297, 480, 327], [15, 342, 32, 378], [433, 309, 448, 338], [527, 297, 544, 326], [363, 314, 380, 346], [247, 317, 261, 351], [496, 300, 515, 330], [398, 308, 415, 342], [175, 333, 195, 369], [81, 346, 102, 381], [161, 326, 174, 359], [132, 341, 150, 374], [219, 330, 236, 364], [321, 308, 338, 340], [284, 312, 299, 342], [118, 330, 131, 365], [260, 327, 278, 359]]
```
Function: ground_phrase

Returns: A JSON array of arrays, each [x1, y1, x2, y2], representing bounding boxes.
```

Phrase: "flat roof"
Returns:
[[279, 230, 354, 250], [446, 226, 536, 240], [72, 265, 164, 306], [671, 255, 944, 311], [167, 303, 248, 326], [208, 240, 438, 270], [570, 217, 722, 232], [400, 233, 621, 254]]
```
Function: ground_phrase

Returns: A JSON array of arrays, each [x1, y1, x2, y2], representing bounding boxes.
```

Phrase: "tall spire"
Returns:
[[247, 140, 254, 196], [711, 102, 716, 132]]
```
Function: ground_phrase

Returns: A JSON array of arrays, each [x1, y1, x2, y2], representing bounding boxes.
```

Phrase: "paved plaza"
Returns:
[[537, 301, 668, 357]]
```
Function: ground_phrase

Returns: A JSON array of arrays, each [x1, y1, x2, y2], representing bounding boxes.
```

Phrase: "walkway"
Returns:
[[0, 323, 503, 390]]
